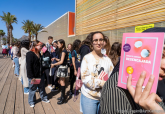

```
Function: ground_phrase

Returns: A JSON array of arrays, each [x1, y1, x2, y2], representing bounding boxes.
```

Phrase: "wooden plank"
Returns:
[[0, 66, 13, 114], [65, 84, 81, 114], [4, 73, 17, 114], [24, 91, 35, 114], [14, 78, 25, 114], [48, 77, 76, 114], [0, 59, 9, 76], [34, 92, 46, 114], [37, 91, 55, 114], [0, 58, 8, 70], [0, 62, 12, 94], [45, 87, 66, 114]]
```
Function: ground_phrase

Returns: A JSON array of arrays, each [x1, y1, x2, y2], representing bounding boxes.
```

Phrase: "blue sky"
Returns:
[[0, 0, 75, 39]]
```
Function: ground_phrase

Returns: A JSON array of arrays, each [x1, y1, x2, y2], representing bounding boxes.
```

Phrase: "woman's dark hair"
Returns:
[[41, 43, 46, 48], [71, 39, 81, 53], [21, 40, 30, 50], [104, 36, 111, 56], [54, 41, 58, 44], [58, 39, 66, 53], [81, 32, 93, 51], [109, 42, 121, 66]]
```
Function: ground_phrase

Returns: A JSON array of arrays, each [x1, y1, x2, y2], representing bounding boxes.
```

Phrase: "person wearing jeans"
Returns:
[[28, 74, 48, 105], [80, 32, 114, 114], [26, 41, 49, 108], [81, 93, 100, 114], [11, 42, 19, 76], [13, 57, 19, 76]]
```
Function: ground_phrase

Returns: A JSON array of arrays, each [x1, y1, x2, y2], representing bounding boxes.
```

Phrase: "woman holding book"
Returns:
[[51, 39, 68, 104], [80, 31, 114, 114], [26, 41, 49, 108]]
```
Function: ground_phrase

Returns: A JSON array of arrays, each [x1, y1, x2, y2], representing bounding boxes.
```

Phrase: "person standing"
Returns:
[[68, 39, 81, 96], [41, 44, 52, 90], [51, 41, 60, 91], [20, 40, 30, 94], [26, 41, 50, 108], [51, 39, 68, 104], [46, 36, 53, 53], [6, 42, 9, 57], [11, 42, 19, 76], [80, 31, 114, 114], [2, 43, 7, 58]]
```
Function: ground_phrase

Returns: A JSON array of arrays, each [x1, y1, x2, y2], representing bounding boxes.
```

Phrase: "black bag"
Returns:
[[42, 55, 50, 68]]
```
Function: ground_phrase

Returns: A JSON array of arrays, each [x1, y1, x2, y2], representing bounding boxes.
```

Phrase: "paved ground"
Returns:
[[0, 47, 81, 114]]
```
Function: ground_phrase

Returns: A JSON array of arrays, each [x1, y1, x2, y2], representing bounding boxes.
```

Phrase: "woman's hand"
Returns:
[[31, 78, 36, 83], [74, 69, 77, 76], [51, 58, 55, 61], [51, 64, 54, 68], [127, 71, 164, 114]]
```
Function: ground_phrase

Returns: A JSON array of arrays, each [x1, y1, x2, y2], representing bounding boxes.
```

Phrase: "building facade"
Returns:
[[38, 0, 165, 45], [38, 12, 75, 44]]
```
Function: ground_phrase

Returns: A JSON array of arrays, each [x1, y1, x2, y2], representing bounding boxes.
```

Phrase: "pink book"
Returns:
[[118, 33, 165, 93], [41, 46, 47, 53], [31, 78, 41, 84], [98, 71, 109, 81]]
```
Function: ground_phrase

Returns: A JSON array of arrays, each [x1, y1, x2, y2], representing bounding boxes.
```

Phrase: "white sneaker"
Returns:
[[48, 86, 53, 90], [30, 104, 35, 107], [24, 92, 29, 95], [42, 99, 50, 103]]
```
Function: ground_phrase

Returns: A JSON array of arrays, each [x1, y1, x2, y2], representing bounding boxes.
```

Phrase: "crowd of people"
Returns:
[[1, 28, 165, 114]]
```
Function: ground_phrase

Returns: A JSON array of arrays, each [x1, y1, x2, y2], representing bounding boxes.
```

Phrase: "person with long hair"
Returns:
[[51, 39, 68, 104], [68, 39, 81, 96], [80, 31, 114, 114], [19, 40, 30, 94], [26, 41, 49, 108], [11, 42, 20, 76], [101, 36, 111, 56], [109, 42, 121, 66]]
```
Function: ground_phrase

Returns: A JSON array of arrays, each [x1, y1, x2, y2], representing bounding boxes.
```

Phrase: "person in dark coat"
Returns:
[[26, 41, 49, 108], [41, 44, 52, 90], [51, 41, 60, 92]]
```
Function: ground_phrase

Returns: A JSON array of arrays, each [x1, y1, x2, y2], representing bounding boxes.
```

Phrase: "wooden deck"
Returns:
[[0, 48, 81, 114]]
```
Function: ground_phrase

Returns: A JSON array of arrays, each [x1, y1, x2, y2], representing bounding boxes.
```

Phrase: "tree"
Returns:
[[2, 37, 6, 44], [0, 12, 17, 44], [32, 23, 47, 41], [12, 37, 18, 43], [22, 20, 33, 41], [0, 30, 5, 45]]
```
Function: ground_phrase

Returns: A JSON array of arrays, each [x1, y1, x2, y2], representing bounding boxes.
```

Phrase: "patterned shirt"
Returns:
[[81, 52, 114, 100]]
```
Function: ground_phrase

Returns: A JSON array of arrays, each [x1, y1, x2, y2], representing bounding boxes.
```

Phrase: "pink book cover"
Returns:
[[41, 46, 47, 53], [118, 33, 165, 93]]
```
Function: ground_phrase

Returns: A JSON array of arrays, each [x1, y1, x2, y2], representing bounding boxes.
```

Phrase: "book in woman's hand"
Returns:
[[31, 78, 41, 84]]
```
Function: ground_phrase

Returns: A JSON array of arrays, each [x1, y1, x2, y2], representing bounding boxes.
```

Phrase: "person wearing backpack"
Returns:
[[68, 39, 81, 97]]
